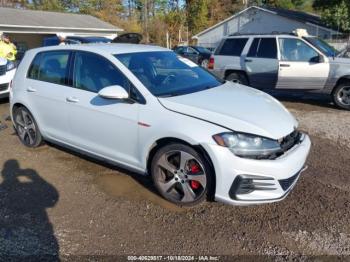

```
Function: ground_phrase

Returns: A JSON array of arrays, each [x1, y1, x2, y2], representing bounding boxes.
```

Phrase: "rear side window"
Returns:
[[247, 38, 277, 59], [28, 53, 42, 79], [216, 38, 248, 56], [28, 51, 70, 85]]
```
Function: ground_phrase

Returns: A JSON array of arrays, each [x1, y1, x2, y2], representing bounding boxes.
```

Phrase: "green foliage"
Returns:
[[186, 0, 209, 34], [261, 0, 309, 10], [27, 0, 64, 11], [320, 1, 350, 32]]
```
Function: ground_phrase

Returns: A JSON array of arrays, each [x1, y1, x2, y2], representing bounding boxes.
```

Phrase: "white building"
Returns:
[[193, 6, 339, 49]]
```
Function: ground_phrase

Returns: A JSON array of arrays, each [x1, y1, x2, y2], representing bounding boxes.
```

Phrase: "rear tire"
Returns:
[[200, 59, 209, 68], [226, 72, 249, 85], [151, 143, 213, 207], [13, 106, 43, 147], [332, 83, 350, 110]]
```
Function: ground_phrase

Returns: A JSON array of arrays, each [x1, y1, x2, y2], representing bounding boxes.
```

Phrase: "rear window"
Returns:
[[216, 38, 248, 56], [247, 38, 277, 59], [28, 51, 70, 85]]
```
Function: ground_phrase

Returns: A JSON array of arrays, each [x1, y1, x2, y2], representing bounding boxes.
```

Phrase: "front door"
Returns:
[[276, 37, 330, 89], [66, 51, 140, 167], [183, 47, 200, 64], [244, 37, 279, 89]]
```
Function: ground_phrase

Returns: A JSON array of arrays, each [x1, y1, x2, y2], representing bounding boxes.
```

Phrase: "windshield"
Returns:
[[115, 51, 223, 97], [304, 37, 338, 57]]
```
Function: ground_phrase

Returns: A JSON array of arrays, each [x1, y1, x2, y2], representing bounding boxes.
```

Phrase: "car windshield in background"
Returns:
[[304, 37, 338, 57], [193, 46, 211, 54], [115, 51, 223, 97]]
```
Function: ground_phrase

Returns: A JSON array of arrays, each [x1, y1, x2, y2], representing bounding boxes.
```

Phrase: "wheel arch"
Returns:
[[12, 102, 24, 113], [146, 137, 216, 199], [12, 102, 43, 134], [334, 75, 350, 92], [224, 69, 250, 84]]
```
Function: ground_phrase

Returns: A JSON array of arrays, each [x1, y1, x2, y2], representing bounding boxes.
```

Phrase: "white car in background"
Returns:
[[10, 44, 311, 206], [0, 57, 16, 98]]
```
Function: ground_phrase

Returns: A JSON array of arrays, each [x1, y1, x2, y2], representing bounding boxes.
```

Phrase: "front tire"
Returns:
[[226, 72, 249, 85], [333, 83, 350, 110], [13, 106, 43, 147], [151, 143, 213, 206]]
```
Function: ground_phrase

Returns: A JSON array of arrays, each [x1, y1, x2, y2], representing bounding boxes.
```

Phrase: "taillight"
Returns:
[[208, 56, 214, 70]]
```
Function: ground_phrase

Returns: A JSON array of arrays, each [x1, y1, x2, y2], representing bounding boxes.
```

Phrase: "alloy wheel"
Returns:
[[337, 86, 350, 106], [154, 150, 207, 204], [15, 108, 38, 146]]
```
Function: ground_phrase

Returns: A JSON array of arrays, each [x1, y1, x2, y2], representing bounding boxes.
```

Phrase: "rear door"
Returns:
[[276, 37, 329, 89], [244, 37, 279, 89], [26, 50, 72, 140], [213, 38, 248, 78]]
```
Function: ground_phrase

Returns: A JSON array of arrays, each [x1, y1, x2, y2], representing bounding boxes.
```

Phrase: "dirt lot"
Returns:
[[0, 94, 349, 259]]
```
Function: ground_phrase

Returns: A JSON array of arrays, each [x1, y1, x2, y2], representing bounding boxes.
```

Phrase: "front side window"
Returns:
[[248, 38, 277, 59], [115, 51, 223, 97], [28, 51, 70, 85], [279, 38, 319, 62], [216, 38, 248, 56], [73, 52, 131, 93]]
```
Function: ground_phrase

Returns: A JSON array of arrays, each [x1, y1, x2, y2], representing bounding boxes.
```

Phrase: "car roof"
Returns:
[[30, 43, 170, 55], [225, 33, 299, 39]]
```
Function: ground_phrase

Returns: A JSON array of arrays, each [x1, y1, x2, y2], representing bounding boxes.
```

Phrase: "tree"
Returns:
[[186, 0, 209, 34], [27, 0, 64, 11], [321, 1, 349, 32]]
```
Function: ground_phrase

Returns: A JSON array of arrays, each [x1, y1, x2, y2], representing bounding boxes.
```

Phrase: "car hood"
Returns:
[[158, 82, 298, 139]]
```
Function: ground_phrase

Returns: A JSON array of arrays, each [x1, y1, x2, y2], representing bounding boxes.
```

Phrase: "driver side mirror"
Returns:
[[98, 85, 129, 100], [310, 55, 325, 63]]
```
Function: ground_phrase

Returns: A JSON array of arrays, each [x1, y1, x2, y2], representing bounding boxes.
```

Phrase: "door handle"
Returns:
[[66, 97, 79, 103], [26, 87, 36, 92], [280, 64, 290, 67], [245, 59, 253, 62]]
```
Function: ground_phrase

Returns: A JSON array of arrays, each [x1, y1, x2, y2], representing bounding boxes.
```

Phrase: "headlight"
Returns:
[[213, 132, 282, 158], [6, 61, 15, 71]]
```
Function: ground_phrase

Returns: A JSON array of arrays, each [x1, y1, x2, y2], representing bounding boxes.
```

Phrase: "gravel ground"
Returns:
[[0, 95, 349, 260]]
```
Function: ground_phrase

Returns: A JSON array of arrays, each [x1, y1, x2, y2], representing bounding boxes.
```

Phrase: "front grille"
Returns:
[[279, 173, 299, 191], [0, 65, 6, 76], [280, 130, 301, 152], [0, 83, 8, 91]]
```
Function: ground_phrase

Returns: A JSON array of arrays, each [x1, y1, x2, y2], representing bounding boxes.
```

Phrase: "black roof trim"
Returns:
[[263, 6, 338, 32]]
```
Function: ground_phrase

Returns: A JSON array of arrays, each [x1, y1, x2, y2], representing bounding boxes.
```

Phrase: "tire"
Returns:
[[13, 106, 43, 147], [332, 83, 350, 110], [151, 143, 213, 207], [226, 72, 249, 85], [200, 59, 209, 68]]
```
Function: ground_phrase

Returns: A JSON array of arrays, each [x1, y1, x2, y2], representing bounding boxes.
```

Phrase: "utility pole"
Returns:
[[144, 0, 149, 43]]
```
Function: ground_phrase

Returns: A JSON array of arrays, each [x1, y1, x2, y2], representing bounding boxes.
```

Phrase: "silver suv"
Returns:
[[209, 31, 350, 110]]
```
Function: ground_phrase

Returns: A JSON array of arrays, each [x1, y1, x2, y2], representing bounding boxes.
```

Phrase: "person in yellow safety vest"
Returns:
[[0, 34, 17, 61]]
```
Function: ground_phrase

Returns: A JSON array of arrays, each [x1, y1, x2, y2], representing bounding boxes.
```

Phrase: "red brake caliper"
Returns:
[[190, 163, 201, 190]]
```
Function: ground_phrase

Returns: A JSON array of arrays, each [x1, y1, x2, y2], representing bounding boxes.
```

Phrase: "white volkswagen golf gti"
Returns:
[[10, 44, 311, 206]]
